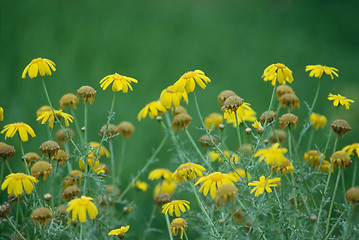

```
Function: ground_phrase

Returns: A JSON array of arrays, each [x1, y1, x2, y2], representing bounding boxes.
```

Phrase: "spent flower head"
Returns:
[[59, 93, 79, 110], [77, 86, 96, 104], [170, 218, 188, 239]]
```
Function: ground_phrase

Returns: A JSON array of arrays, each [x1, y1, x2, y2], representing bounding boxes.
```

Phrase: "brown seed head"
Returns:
[[30, 207, 53, 226], [222, 95, 244, 113], [331, 119, 351, 137], [31, 161, 53, 181], [279, 93, 300, 110], [330, 150, 352, 168], [346, 187, 359, 206], [218, 90, 237, 105], [279, 113, 299, 129], [260, 111, 277, 124], [24, 152, 41, 166], [77, 86, 96, 104], [52, 149, 69, 165], [0, 202, 10, 218], [40, 140, 60, 158], [154, 193, 172, 209], [117, 121, 135, 138], [0, 144, 15, 161], [171, 106, 187, 116], [59, 93, 79, 110], [216, 184, 238, 203], [270, 129, 287, 144], [55, 205, 67, 221], [62, 170, 83, 187], [62, 185, 80, 202], [56, 128, 74, 146], [99, 124, 119, 139], [172, 113, 192, 131], [276, 85, 295, 99], [199, 134, 218, 149]]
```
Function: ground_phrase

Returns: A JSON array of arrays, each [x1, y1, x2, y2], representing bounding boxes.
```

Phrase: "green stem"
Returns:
[[64, 143, 72, 173], [189, 181, 220, 238], [71, 108, 84, 144], [352, 160, 357, 187], [16, 199, 20, 229], [234, 113, 242, 150], [80, 223, 83, 240], [306, 128, 314, 151], [343, 203, 354, 240], [264, 83, 277, 127], [118, 139, 126, 182], [109, 140, 116, 185], [309, 78, 322, 115], [5, 160, 12, 172], [6, 216, 26, 240], [185, 128, 211, 169], [165, 214, 174, 240], [287, 127, 293, 159], [324, 209, 347, 240], [184, 230, 189, 240], [325, 169, 341, 235], [1, 160, 4, 182], [84, 103, 88, 144], [51, 162, 58, 207], [332, 135, 338, 152]]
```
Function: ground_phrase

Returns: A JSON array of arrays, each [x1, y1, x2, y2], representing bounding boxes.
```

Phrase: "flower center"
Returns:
[[32, 58, 43, 63], [209, 172, 224, 181]]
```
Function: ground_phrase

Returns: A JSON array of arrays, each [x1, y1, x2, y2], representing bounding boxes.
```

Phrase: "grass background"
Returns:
[[1, 0, 359, 238]]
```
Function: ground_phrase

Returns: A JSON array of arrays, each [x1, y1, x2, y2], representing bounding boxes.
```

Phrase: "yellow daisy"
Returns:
[[252, 120, 262, 130], [88, 142, 110, 159], [248, 176, 280, 197], [22, 57, 56, 79], [262, 63, 293, 86], [37, 110, 73, 129], [173, 162, 205, 184], [137, 101, 167, 121], [161, 200, 190, 217], [228, 168, 251, 181], [153, 179, 177, 197], [108, 225, 130, 238], [1, 122, 36, 142], [134, 180, 148, 191], [160, 85, 188, 109], [224, 102, 257, 127], [305, 65, 339, 79], [148, 168, 173, 181], [254, 143, 288, 165], [99, 73, 138, 93], [342, 143, 359, 158], [66, 196, 98, 223], [195, 172, 237, 199], [328, 93, 354, 109], [1, 173, 38, 196], [309, 113, 327, 129], [204, 113, 223, 130], [173, 70, 211, 93], [208, 150, 239, 163]]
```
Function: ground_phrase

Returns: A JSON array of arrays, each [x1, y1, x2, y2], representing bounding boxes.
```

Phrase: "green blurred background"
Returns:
[[1, 0, 359, 238]]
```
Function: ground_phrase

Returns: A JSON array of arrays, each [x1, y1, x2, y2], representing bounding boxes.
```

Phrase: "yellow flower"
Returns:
[[305, 65, 339, 79], [66, 196, 98, 223], [148, 168, 173, 181], [37, 110, 73, 129], [22, 57, 56, 79], [79, 157, 100, 172], [328, 93, 354, 109], [1, 122, 36, 142], [262, 63, 293, 86], [173, 70, 211, 93], [342, 143, 359, 158], [173, 162, 205, 184], [134, 180, 148, 191], [153, 180, 177, 197], [254, 143, 288, 165], [108, 226, 130, 238], [195, 172, 237, 199], [204, 113, 223, 130], [1, 173, 37, 196], [0, 107, 3, 121], [248, 176, 280, 197], [36, 105, 52, 118], [160, 85, 188, 109], [170, 218, 188, 239], [88, 142, 110, 159], [161, 200, 190, 217], [252, 120, 262, 129], [309, 113, 327, 129], [224, 102, 257, 127], [228, 168, 251, 181], [137, 101, 167, 121], [209, 150, 239, 163], [99, 73, 138, 93], [271, 158, 294, 176]]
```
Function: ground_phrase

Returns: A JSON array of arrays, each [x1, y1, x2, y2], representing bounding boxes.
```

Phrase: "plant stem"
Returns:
[[352, 160, 357, 187], [234, 113, 242, 150], [71, 108, 84, 143], [6, 216, 26, 240], [306, 128, 314, 151], [109, 140, 116, 185], [185, 129, 211, 169], [325, 169, 341, 235], [84, 103, 88, 144], [118, 138, 126, 182], [184, 230, 189, 240], [80, 223, 83, 240], [165, 214, 174, 240], [264, 83, 277, 127], [309, 78, 322, 115]]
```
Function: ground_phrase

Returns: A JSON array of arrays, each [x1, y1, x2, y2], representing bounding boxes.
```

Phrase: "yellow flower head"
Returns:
[[160, 85, 188, 109], [36, 105, 52, 118], [252, 120, 262, 130], [342, 143, 359, 158], [262, 63, 293, 86], [304, 150, 325, 166], [224, 102, 257, 127], [305, 65, 339, 79], [1, 122, 36, 142], [248, 176, 280, 197], [108, 226, 130, 238], [173, 70, 211, 93], [137, 101, 167, 121], [0, 107, 3, 121], [195, 172, 237, 199], [66, 196, 98, 223], [148, 168, 173, 181], [99, 73, 138, 93], [1, 173, 37, 196], [204, 113, 223, 130], [79, 157, 100, 173], [209, 150, 239, 163], [255, 143, 288, 165], [134, 180, 148, 191], [173, 162, 205, 184], [22, 58, 56, 79], [271, 157, 294, 176], [88, 142, 110, 159], [310, 113, 327, 129], [170, 218, 188, 239], [330, 151, 352, 169], [228, 168, 251, 181], [328, 93, 354, 109], [59, 93, 79, 110], [161, 200, 190, 217], [153, 179, 177, 197], [37, 110, 73, 129]]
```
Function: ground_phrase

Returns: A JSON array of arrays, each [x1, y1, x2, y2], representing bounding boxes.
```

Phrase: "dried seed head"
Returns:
[[279, 93, 300, 110], [330, 150, 352, 168], [62, 170, 83, 187], [218, 90, 237, 105], [216, 184, 238, 203], [276, 85, 295, 99], [170, 218, 188, 239], [30, 207, 54, 226], [304, 150, 324, 166], [270, 129, 287, 144], [24, 152, 41, 166], [31, 161, 53, 181], [43, 193, 52, 201], [154, 193, 172, 209], [123, 206, 134, 214], [260, 111, 277, 125], [222, 95, 244, 113], [99, 124, 119, 139], [55, 205, 67, 221], [0, 144, 15, 161], [171, 106, 187, 115], [279, 113, 299, 129], [40, 140, 60, 158], [117, 121, 135, 138], [0, 202, 10, 218], [219, 123, 225, 130], [199, 134, 218, 149], [331, 119, 351, 137], [62, 185, 80, 202], [346, 187, 359, 206], [257, 126, 265, 135], [172, 113, 192, 131], [77, 86, 96, 104], [59, 93, 79, 110], [9, 232, 26, 240], [52, 149, 69, 165], [56, 128, 74, 146]]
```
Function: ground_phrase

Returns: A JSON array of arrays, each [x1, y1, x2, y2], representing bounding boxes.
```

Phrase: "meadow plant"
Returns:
[[0, 59, 358, 240]]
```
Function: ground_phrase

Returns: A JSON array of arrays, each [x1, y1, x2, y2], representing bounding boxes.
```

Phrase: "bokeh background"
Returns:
[[1, 0, 359, 238]]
